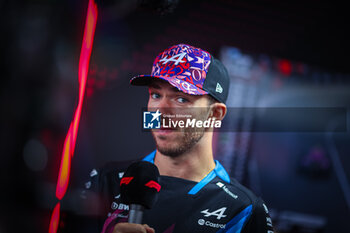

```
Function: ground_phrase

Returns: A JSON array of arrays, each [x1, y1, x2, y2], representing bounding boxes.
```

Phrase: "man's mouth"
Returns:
[[154, 127, 177, 135]]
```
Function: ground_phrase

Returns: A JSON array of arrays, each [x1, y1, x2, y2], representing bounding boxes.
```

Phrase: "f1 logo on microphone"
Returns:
[[120, 177, 161, 192], [120, 177, 134, 185], [143, 110, 161, 129], [145, 180, 161, 192]]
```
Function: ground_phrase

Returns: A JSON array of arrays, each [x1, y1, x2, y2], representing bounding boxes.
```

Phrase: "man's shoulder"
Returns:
[[212, 176, 262, 207], [229, 178, 259, 202], [85, 159, 139, 191], [99, 160, 135, 174]]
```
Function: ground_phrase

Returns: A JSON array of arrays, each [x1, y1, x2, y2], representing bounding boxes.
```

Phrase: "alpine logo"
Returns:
[[201, 207, 227, 219], [159, 52, 187, 65], [216, 182, 238, 199]]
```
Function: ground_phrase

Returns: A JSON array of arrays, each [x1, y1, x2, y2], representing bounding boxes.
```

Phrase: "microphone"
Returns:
[[120, 161, 161, 224]]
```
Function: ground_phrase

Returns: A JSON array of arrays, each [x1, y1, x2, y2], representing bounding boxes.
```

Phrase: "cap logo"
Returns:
[[159, 52, 187, 65], [216, 83, 223, 93], [132, 44, 215, 97]]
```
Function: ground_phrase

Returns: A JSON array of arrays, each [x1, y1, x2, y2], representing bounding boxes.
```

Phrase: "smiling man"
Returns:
[[74, 44, 274, 233], [145, 78, 225, 182]]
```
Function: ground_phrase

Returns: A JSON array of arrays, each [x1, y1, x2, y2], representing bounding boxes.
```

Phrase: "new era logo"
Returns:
[[143, 110, 161, 129], [216, 83, 223, 93]]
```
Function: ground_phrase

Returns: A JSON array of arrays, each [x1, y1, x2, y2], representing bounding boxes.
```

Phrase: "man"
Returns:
[[77, 44, 274, 233]]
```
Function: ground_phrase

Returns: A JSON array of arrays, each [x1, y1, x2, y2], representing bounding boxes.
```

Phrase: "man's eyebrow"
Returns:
[[171, 86, 181, 93]]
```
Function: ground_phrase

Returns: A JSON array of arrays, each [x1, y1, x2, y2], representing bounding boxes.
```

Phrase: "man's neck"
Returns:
[[154, 134, 216, 182]]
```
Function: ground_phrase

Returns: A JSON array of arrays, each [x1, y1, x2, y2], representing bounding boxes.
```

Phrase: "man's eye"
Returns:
[[177, 97, 189, 103], [151, 93, 160, 99]]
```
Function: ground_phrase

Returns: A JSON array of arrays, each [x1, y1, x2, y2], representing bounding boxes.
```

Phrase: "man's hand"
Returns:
[[113, 223, 155, 233]]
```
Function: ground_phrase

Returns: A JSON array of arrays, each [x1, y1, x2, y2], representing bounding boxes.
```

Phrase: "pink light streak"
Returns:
[[48, 1, 98, 232]]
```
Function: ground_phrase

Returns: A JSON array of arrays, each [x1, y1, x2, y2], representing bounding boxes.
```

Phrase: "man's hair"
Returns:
[[207, 95, 219, 106]]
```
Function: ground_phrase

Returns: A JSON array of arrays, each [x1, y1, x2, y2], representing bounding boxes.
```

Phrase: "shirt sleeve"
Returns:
[[60, 168, 105, 233], [241, 198, 275, 233]]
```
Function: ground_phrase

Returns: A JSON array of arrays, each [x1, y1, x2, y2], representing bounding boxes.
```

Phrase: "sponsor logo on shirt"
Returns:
[[90, 169, 98, 177], [263, 203, 269, 213], [111, 202, 129, 211], [197, 219, 226, 229], [216, 182, 238, 199], [108, 211, 129, 219], [85, 181, 91, 189], [118, 172, 124, 179], [266, 217, 273, 227], [198, 207, 227, 229], [200, 207, 227, 219]]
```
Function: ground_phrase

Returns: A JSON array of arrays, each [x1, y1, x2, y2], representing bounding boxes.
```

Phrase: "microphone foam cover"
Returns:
[[120, 161, 161, 209]]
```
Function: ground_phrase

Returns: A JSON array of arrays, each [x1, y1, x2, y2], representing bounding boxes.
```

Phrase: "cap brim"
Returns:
[[130, 75, 208, 96]]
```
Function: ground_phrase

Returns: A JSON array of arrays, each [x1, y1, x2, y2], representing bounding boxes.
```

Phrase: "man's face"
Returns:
[[148, 79, 212, 157]]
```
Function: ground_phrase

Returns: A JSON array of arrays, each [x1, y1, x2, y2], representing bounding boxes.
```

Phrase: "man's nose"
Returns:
[[158, 98, 173, 115], [151, 97, 178, 118]]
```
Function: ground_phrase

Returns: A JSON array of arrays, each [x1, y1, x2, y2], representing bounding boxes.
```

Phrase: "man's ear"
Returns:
[[209, 103, 227, 121]]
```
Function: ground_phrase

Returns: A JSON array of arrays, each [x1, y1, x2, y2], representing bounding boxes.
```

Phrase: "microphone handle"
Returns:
[[128, 204, 144, 224]]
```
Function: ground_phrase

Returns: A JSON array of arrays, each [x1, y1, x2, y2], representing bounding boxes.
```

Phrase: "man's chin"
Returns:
[[152, 128, 204, 158], [155, 138, 196, 158], [152, 129, 182, 142], [156, 146, 184, 158]]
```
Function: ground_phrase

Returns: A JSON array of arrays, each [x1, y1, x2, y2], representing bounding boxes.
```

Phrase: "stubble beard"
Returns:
[[152, 128, 205, 158], [152, 107, 210, 158]]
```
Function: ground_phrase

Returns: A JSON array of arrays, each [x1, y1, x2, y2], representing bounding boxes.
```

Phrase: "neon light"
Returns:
[[48, 203, 60, 233], [48, 1, 98, 232], [278, 59, 292, 76], [55, 125, 72, 200], [56, 0, 98, 200]]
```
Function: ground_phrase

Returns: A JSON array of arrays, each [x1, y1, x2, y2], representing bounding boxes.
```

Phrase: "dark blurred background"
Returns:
[[1, 0, 349, 233]]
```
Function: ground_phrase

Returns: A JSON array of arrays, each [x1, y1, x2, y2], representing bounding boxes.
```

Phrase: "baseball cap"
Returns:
[[130, 44, 230, 104]]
